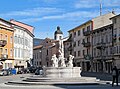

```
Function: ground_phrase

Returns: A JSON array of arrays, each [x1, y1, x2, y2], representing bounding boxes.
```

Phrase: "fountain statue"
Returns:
[[58, 54, 66, 67], [51, 54, 58, 67], [43, 39, 81, 78], [66, 55, 74, 67]]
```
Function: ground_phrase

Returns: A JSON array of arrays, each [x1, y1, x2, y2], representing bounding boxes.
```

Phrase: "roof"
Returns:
[[33, 45, 43, 50], [10, 19, 34, 34], [110, 14, 120, 19], [68, 20, 92, 32]]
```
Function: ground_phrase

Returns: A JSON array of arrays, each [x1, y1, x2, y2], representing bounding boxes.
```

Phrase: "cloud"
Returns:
[[103, 0, 120, 7], [0, 7, 64, 17], [74, 0, 99, 8], [19, 11, 99, 23], [74, 0, 120, 9]]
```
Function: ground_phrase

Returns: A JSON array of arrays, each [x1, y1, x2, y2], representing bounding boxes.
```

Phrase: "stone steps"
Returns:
[[5, 76, 99, 86]]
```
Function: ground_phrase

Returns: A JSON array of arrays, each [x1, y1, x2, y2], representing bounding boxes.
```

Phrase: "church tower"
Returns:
[[54, 26, 63, 40]]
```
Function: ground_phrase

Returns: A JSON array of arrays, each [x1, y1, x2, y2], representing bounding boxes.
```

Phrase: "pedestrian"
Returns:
[[112, 66, 119, 86]]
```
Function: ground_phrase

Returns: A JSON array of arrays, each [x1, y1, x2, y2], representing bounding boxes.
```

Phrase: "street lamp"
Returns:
[[39, 50, 41, 64]]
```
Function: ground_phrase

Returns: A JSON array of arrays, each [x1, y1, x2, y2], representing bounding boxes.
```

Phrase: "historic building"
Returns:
[[92, 24, 113, 73], [33, 26, 64, 67], [33, 26, 69, 67], [110, 14, 120, 69], [0, 18, 14, 69], [10, 20, 34, 70], [67, 20, 92, 71], [66, 12, 115, 72]]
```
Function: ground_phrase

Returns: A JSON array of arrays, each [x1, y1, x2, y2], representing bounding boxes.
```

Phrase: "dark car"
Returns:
[[35, 67, 43, 75], [28, 66, 36, 73]]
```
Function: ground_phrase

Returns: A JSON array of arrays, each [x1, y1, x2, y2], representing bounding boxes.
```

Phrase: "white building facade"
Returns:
[[13, 25, 34, 70]]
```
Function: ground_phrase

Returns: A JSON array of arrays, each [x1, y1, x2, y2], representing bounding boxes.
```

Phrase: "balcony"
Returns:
[[68, 44, 73, 51], [0, 40, 7, 47], [84, 54, 92, 60], [82, 42, 91, 47], [96, 42, 105, 49], [83, 30, 91, 36], [0, 54, 8, 61]]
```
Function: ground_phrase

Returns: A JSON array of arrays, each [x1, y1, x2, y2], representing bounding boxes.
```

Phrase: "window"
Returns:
[[74, 32, 76, 37], [78, 30, 80, 36], [82, 28, 85, 33], [74, 51, 76, 57], [10, 49, 13, 57], [78, 51, 81, 56], [74, 42, 76, 47], [47, 49, 48, 55], [82, 50, 85, 56], [59, 36, 62, 39], [0, 48, 3, 53], [10, 36, 13, 43], [87, 26, 90, 31], [5, 34, 7, 41], [5, 49, 7, 54], [78, 40, 80, 46], [14, 48, 17, 57]]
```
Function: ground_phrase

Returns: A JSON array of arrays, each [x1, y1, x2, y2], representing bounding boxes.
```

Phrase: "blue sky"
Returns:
[[0, 0, 120, 39]]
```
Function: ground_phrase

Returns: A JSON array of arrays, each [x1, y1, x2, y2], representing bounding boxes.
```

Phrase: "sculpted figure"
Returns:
[[58, 54, 66, 67], [67, 55, 74, 67], [51, 54, 58, 67]]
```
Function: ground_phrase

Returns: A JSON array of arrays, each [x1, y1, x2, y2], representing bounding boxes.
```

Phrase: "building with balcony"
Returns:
[[110, 14, 120, 69], [67, 20, 92, 71], [92, 24, 113, 73], [0, 18, 14, 69], [66, 12, 115, 72]]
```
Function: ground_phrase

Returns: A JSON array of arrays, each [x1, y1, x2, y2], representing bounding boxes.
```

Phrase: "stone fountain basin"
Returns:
[[43, 67, 81, 78]]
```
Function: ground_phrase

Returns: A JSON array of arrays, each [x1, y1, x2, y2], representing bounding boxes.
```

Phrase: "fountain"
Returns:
[[43, 49, 81, 78]]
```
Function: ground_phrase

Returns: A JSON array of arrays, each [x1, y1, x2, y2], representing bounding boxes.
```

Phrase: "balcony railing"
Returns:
[[83, 30, 91, 36], [82, 42, 91, 47], [96, 42, 105, 49], [0, 40, 7, 47]]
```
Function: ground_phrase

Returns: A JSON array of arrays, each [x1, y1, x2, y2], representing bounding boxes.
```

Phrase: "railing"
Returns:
[[96, 42, 105, 49], [83, 30, 91, 36], [82, 42, 91, 47]]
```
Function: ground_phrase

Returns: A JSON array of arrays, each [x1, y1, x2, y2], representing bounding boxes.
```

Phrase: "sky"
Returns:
[[0, 0, 120, 39]]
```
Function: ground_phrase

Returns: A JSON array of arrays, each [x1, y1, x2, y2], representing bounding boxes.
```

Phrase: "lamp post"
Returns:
[[39, 50, 42, 67]]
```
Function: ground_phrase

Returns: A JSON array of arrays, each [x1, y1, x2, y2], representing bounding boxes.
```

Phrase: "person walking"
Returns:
[[112, 66, 119, 86]]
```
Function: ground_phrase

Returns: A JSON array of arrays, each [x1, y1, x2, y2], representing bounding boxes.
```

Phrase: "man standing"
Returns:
[[112, 66, 119, 86]]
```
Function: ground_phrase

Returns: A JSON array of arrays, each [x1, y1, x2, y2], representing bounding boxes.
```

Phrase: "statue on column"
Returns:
[[51, 54, 58, 67]]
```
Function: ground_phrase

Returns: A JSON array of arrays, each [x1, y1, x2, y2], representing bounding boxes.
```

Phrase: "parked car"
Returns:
[[35, 67, 43, 75], [0, 69, 10, 76], [28, 66, 36, 73]]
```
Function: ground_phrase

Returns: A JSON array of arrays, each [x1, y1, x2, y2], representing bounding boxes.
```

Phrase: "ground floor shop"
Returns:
[[92, 59, 113, 73], [0, 59, 14, 69]]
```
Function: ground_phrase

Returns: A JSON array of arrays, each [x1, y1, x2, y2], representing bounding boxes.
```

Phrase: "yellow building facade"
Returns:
[[0, 23, 14, 69]]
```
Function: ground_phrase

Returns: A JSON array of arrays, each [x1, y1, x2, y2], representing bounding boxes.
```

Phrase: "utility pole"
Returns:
[[100, 0, 102, 16]]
